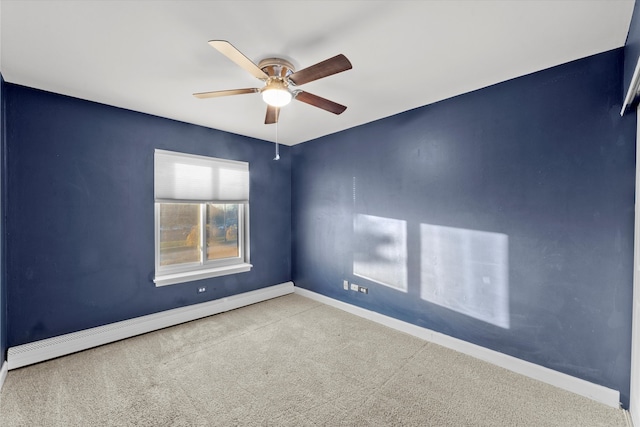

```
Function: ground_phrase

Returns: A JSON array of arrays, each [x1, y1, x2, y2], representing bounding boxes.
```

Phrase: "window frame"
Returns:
[[153, 150, 251, 287]]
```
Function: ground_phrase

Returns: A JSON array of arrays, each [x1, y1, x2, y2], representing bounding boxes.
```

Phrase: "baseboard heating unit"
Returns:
[[8, 282, 294, 370]]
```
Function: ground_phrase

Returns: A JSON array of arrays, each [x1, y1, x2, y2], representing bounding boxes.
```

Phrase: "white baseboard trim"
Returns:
[[294, 286, 620, 409], [0, 361, 7, 392], [8, 282, 294, 370], [626, 408, 635, 427]]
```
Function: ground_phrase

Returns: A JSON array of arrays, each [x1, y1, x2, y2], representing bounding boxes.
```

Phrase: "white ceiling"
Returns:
[[0, 1, 635, 146]]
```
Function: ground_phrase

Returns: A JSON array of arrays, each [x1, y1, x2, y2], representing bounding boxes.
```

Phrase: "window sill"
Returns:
[[154, 263, 253, 287]]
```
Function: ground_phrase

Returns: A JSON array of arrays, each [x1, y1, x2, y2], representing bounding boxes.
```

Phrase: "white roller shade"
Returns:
[[155, 150, 249, 202]]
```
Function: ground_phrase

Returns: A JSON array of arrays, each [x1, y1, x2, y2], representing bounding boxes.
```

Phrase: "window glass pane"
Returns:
[[159, 203, 201, 266], [206, 204, 239, 260]]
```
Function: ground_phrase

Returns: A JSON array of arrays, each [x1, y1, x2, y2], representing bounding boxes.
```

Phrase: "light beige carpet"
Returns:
[[0, 293, 629, 426]]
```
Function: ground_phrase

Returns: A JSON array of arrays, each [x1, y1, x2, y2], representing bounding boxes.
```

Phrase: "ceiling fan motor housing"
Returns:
[[258, 58, 295, 79]]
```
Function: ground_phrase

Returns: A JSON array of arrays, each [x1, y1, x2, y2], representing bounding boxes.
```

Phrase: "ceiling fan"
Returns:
[[193, 40, 352, 124]]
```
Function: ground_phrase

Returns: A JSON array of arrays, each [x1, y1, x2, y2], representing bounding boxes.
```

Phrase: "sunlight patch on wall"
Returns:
[[420, 223, 509, 328], [354, 214, 408, 292]]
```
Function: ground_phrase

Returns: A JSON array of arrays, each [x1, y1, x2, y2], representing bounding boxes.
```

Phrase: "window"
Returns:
[[154, 150, 251, 286]]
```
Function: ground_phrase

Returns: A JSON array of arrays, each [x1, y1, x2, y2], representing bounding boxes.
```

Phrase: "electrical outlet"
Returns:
[[350, 283, 359, 291], [198, 287, 206, 293], [343, 280, 349, 290], [358, 286, 368, 294]]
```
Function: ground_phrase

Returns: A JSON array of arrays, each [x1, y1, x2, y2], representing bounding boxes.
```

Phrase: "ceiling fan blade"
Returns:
[[193, 88, 259, 99], [208, 40, 269, 80], [288, 54, 352, 86], [294, 91, 347, 115], [265, 105, 280, 124]]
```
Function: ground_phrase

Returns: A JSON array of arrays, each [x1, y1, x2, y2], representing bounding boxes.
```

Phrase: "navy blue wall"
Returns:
[[0, 75, 5, 365], [292, 48, 635, 406], [6, 84, 291, 347], [625, 0, 640, 98]]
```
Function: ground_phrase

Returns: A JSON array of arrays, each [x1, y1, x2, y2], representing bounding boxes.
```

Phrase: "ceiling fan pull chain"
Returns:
[[274, 120, 280, 161]]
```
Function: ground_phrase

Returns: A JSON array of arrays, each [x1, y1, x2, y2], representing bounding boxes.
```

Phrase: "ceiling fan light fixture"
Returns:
[[261, 78, 292, 107], [262, 87, 292, 107]]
